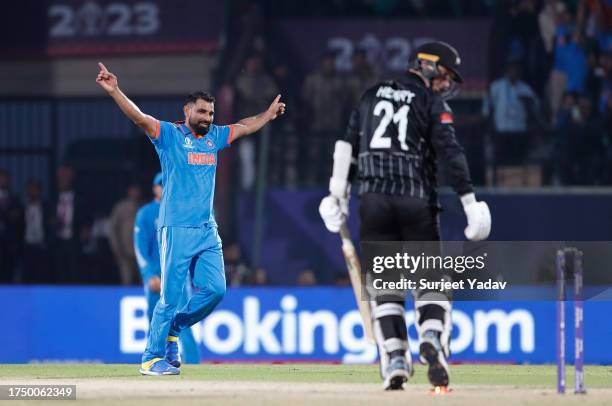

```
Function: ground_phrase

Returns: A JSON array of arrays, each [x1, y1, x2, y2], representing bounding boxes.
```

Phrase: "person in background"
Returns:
[[483, 61, 542, 175], [297, 269, 317, 286], [224, 243, 251, 286], [302, 51, 347, 131], [483, 61, 541, 134], [22, 180, 50, 283], [346, 47, 378, 107], [109, 183, 142, 285], [0, 170, 23, 283], [252, 268, 268, 286], [235, 54, 279, 190], [134, 172, 200, 365], [51, 165, 86, 283]]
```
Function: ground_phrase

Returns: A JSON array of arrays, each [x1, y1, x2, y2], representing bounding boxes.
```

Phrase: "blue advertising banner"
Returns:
[[0, 286, 610, 364]]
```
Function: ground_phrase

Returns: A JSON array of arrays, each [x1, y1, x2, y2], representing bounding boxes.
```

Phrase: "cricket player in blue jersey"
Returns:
[[133, 172, 200, 365], [97, 62, 285, 375]]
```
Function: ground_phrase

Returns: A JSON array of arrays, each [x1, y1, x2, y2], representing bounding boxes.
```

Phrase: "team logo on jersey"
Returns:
[[183, 137, 195, 149], [188, 152, 216, 166], [206, 138, 215, 149], [440, 112, 454, 124]]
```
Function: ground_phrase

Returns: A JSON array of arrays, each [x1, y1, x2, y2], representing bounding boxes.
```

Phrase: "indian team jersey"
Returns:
[[151, 121, 233, 227]]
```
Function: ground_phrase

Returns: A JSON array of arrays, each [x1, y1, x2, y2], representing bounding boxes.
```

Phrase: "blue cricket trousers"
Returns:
[[142, 224, 225, 362]]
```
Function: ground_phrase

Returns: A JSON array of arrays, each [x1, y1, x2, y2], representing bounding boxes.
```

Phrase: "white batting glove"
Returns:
[[461, 193, 491, 241], [319, 195, 348, 233]]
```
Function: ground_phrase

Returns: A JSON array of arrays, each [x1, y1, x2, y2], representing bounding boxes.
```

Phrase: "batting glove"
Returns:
[[461, 193, 491, 241], [319, 195, 349, 233]]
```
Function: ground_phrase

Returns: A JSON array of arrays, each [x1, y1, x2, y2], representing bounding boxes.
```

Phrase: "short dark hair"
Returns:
[[185, 91, 215, 106]]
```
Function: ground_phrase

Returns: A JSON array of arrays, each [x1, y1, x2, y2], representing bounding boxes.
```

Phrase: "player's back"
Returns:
[[353, 74, 435, 200], [134, 200, 161, 273]]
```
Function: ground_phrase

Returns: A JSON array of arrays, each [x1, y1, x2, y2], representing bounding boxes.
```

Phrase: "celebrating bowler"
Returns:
[[96, 62, 285, 375]]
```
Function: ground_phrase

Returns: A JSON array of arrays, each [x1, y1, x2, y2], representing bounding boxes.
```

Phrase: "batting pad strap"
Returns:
[[419, 319, 444, 334], [415, 296, 452, 312], [373, 302, 404, 319], [383, 338, 408, 353]]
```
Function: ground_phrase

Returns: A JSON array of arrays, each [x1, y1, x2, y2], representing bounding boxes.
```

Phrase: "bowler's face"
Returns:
[[186, 99, 214, 136]]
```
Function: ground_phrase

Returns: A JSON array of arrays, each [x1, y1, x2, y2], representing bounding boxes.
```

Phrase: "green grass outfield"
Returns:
[[1, 363, 612, 388]]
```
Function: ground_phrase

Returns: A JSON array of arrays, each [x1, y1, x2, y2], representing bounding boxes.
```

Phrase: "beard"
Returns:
[[189, 117, 211, 136]]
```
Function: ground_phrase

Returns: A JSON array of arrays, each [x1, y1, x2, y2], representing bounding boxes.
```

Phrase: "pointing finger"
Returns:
[[98, 62, 109, 73], [273, 94, 281, 103]]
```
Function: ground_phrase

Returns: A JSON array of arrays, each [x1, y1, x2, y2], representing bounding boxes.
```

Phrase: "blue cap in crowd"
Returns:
[[153, 172, 163, 186]]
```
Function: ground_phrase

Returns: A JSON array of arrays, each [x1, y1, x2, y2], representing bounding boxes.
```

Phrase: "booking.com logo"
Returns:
[[120, 295, 535, 363]]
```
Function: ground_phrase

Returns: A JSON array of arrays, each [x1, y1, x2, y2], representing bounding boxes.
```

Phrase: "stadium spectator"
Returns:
[[50, 165, 88, 283], [235, 54, 279, 190], [483, 61, 542, 184], [507, 0, 545, 92], [596, 51, 612, 113], [22, 180, 50, 283], [345, 48, 378, 106], [297, 269, 317, 286], [236, 54, 279, 117], [271, 64, 299, 129], [334, 273, 350, 286], [108, 183, 142, 285], [549, 14, 589, 123], [252, 268, 268, 285], [540, 0, 565, 56], [484, 61, 541, 133], [554, 94, 605, 183], [224, 243, 252, 286], [302, 51, 346, 131], [0, 170, 23, 283]]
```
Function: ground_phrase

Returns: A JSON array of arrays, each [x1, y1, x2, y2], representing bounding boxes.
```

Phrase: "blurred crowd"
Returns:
[[0, 167, 329, 286], [258, 0, 499, 18], [230, 0, 612, 188], [231, 50, 378, 190], [2, 0, 612, 285], [483, 0, 612, 185]]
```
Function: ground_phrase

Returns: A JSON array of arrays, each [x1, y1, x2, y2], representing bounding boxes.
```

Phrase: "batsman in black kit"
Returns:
[[319, 42, 491, 390]]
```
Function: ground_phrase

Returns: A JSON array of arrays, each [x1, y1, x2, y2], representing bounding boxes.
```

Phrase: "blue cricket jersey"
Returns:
[[134, 200, 161, 282], [151, 121, 233, 227]]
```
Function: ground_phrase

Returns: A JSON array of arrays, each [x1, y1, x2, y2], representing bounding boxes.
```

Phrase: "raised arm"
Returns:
[[96, 62, 158, 138], [231, 94, 286, 142]]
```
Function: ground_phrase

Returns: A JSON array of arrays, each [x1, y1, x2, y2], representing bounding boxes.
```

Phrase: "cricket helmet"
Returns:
[[410, 41, 463, 84]]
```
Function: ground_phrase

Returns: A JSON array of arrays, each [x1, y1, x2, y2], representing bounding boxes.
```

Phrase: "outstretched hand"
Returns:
[[267, 94, 286, 120], [96, 62, 118, 93]]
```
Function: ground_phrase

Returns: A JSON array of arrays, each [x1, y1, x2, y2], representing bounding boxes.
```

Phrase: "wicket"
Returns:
[[556, 247, 586, 394]]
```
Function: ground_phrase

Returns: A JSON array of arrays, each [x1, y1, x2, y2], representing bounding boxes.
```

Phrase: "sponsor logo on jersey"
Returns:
[[188, 152, 216, 166], [183, 137, 195, 149], [440, 112, 454, 124]]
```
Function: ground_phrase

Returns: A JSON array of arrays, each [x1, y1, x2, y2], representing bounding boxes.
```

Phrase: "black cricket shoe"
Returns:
[[419, 330, 450, 388]]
